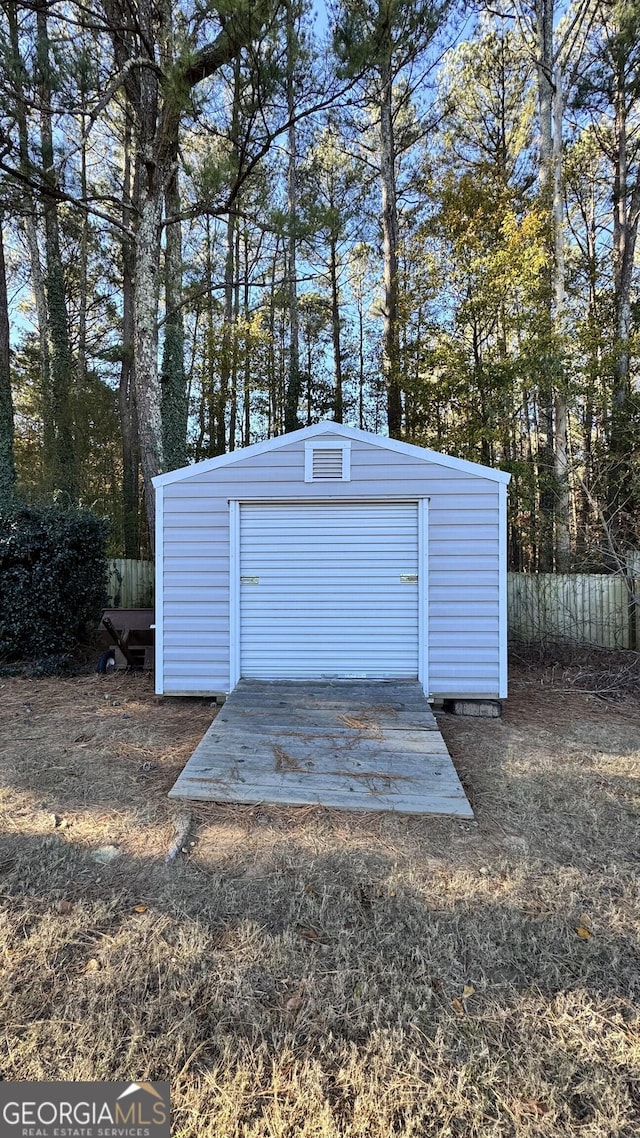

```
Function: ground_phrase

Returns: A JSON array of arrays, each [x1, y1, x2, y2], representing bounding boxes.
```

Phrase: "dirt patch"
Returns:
[[1, 663, 639, 1136], [0, 672, 215, 868]]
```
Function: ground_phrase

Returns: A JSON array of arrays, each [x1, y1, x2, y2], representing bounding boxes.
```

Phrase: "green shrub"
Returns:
[[0, 504, 109, 671]]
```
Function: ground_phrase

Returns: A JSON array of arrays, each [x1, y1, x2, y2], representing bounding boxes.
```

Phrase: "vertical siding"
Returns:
[[159, 435, 503, 696]]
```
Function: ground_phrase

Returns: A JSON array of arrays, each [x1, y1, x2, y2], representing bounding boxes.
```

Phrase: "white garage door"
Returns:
[[239, 502, 420, 679]]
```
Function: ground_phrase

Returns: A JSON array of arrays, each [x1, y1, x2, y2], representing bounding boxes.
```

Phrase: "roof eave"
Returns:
[[152, 420, 511, 488]]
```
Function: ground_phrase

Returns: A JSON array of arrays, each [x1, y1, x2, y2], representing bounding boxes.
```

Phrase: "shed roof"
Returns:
[[152, 420, 511, 488]]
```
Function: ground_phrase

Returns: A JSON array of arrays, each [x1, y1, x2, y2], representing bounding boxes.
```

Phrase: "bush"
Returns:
[[0, 504, 109, 670]]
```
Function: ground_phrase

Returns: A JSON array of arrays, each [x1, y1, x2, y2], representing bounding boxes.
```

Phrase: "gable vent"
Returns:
[[312, 447, 343, 480], [305, 440, 351, 482]]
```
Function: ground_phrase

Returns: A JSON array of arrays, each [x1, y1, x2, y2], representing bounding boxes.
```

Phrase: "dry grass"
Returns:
[[337, 707, 398, 737], [1, 664, 639, 1136]]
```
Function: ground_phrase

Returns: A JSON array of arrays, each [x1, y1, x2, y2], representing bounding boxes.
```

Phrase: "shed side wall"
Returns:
[[159, 435, 502, 696]]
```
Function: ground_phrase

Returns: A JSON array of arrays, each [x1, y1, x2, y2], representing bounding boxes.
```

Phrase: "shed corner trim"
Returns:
[[154, 484, 164, 695]]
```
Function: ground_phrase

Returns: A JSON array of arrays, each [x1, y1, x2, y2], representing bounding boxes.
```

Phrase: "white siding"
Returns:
[[158, 432, 503, 697]]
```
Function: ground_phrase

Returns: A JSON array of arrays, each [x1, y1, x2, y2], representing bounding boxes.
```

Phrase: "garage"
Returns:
[[238, 501, 422, 680], [152, 420, 510, 700]]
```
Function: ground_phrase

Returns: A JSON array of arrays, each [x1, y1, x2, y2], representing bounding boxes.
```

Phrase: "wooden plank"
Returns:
[[205, 713, 433, 741], [223, 692, 435, 711], [190, 731, 451, 761], [228, 680, 429, 696], [226, 693, 431, 713], [169, 777, 473, 818], [204, 717, 443, 740], [170, 764, 471, 806], [226, 696, 430, 714], [177, 762, 455, 790], [225, 696, 432, 714], [175, 774, 459, 806], [181, 741, 448, 778], [214, 707, 438, 730], [168, 679, 472, 818]]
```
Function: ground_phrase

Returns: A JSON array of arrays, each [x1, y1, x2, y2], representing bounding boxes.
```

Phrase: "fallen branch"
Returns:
[[165, 811, 194, 865]]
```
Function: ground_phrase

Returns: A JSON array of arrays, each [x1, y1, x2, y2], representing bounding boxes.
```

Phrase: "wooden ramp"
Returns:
[[169, 680, 473, 818]]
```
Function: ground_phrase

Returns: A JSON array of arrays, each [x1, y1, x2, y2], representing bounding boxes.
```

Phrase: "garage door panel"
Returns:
[[240, 503, 420, 679]]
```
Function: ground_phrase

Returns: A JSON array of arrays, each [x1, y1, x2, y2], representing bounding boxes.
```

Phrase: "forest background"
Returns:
[[0, 0, 637, 571]]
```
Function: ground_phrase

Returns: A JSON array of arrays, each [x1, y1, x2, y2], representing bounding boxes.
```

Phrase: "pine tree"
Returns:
[[0, 212, 15, 501], [333, 0, 454, 437]]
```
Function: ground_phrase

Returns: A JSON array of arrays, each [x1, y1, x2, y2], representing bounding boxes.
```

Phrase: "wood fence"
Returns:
[[106, 559, 639, 649], [507, 573, 637, 649], [106, 558, 154, 609]]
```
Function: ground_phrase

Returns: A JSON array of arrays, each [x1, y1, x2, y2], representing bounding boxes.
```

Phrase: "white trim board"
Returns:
[[418, 497, 428, 696], [229, 499, 241, 691], [154, 485, 164, 695], [499, 483, 508, 699], [229, 495, 426, 505]]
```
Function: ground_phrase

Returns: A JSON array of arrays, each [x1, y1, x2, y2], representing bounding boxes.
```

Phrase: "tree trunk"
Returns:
[[0, 216, 16, 501], [243, 226, 252, 446], [128, 0, 166, 543], [229, 222, 241, 450], [600, 19, 640, 547], [200, 214, 215, 458], [133, 181, 165, 539], [534, 0, 557, 569], [217, 207, 236, 456], [7, 1, 52, 480], [536, 0, 554, 196], [22, 211, 52, 467], [284, 0, 301, 433], [379, 48, 402, 437], [358, 299, 365, 430], [120, 123, 141, 558], [349, 250, 367, 429], [102, 0, 273, 533], [161, 158, 188, 472], [77, 32, 89, 394], [306, 332, 313, 426], [217, 57, 243, 455], [36, 2, 77, 500], [218, 62, 242, 454], [329, 236, 344, 423], [578, 166, 598, 553], [610, 64, 640, 453], [552, 65, 571, 569]]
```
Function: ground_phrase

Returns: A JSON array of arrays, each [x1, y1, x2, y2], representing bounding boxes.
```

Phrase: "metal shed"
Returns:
[[152, 422, 510, 701]]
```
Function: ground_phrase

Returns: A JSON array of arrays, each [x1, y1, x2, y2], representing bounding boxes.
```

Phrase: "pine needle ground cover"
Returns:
[[0, 665, 638, 1137]]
